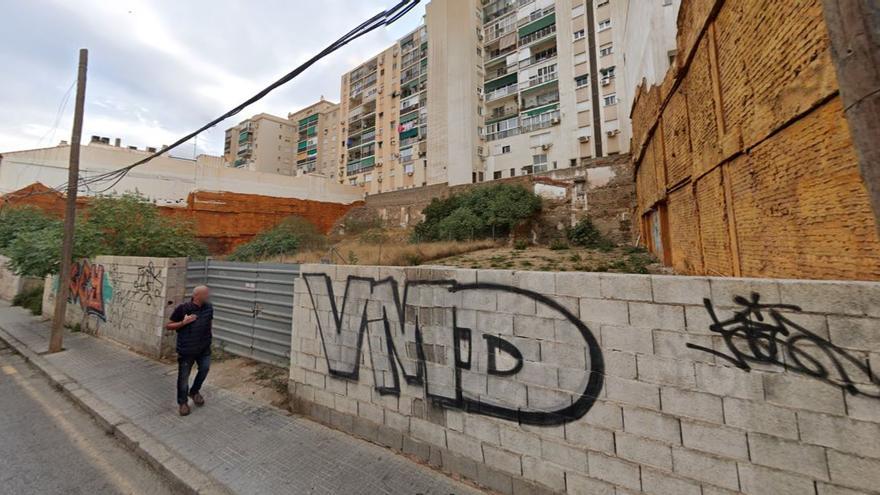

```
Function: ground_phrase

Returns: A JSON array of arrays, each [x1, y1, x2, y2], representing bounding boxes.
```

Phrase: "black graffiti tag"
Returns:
[[688, 293, 879, 399], [302, 274, 604, 426]]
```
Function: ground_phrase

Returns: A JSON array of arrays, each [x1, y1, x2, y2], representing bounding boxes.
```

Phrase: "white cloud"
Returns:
[[0, 0, 426, 158]]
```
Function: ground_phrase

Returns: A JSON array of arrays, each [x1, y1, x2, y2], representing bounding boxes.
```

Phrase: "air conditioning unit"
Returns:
[[601, 77, 611, 86], [606, 129, 620, 136], [578, 136, 591, 142], [541, 144, 552, 151], [551, 117, 561, 125], [378, 177, 383, 182]]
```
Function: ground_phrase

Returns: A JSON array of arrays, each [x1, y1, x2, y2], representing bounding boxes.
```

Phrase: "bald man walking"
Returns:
[[166, 286, 214, 416]]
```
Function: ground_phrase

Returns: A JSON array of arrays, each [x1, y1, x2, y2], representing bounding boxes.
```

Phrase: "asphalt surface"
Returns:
[[0, 339, 180, 495]]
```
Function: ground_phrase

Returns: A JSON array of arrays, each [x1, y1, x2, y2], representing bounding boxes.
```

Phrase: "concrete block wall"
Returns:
[[288, 264, 880, 495], [0, 254, 42, 302], [43, 256, 187, 358]]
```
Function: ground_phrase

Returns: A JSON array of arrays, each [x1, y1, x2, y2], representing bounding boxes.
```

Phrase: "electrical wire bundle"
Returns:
[[18, 0, 421, 199]]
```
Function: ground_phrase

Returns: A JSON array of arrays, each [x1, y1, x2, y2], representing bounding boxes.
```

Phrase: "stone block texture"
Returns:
[[289, 265, 880, 495], [632, 0, 880, 281], [42, 256, 186, 358]]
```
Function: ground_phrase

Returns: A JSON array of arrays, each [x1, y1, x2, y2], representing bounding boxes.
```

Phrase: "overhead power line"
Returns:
[[11, 0, 420, 201]]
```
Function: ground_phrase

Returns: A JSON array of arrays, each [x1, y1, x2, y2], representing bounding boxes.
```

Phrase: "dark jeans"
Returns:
[[177, 350, 210, 405]]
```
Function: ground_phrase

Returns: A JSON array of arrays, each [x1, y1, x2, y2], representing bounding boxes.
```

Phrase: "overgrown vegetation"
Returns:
[[228, 216, 326, 262], [412, 184, 542, 242], [567, 218, 615, 251], [11, 283, 44, 315], [0, 193, 207, 278]]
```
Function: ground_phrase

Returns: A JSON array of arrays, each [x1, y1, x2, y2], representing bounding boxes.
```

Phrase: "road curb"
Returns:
[[0, 325, 233, 495]]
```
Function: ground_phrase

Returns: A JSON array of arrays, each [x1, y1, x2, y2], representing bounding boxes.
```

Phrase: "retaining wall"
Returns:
[[288, 264, 880, 495], [43, 256, 187, 358], [0, 254, 41, 302]]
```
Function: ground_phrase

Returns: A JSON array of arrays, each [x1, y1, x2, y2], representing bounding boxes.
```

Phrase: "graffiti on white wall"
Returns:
[[302, 273, 604, 426]]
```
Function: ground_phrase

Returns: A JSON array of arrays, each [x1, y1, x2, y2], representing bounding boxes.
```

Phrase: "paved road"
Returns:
[[0, 340, 179, 495]]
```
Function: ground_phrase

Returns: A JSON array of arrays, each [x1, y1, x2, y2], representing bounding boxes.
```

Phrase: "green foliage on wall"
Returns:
[[0, 193, 207, 277]]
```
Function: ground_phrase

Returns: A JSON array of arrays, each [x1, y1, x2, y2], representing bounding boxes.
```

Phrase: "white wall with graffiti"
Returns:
[[288, 265, 880, 495], [42, 255, 187, 358]]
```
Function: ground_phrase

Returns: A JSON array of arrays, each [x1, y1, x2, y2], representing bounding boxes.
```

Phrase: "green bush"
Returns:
[[229, 216, 326, 261], [2, 193, 208, 278], [0, 207, 58, 251], [567, 218, 615, 251], [12, 283, 44, 315], [412, 184, 541, 242]]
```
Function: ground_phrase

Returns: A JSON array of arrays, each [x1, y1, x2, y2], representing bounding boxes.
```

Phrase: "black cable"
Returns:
[[74, 0, 421, 195]]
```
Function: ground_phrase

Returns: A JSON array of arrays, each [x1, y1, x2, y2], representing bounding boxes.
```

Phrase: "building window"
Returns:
[[573, 29, 585, 41], [604, 93, 618, 106], [494, 171, 502, 180], [502, 145, 511, 154], [598, 19, 611, 31], [597, 0, 610, 6], [575, 75, 590, 88], [600, 44, 613, 57], [510, 168, 515, 177]]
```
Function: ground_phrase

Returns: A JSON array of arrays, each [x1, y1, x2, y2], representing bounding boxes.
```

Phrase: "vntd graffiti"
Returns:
[[68, 260, 110, 321], [302, 274, 604, 426], [689, 293, 879, 399]]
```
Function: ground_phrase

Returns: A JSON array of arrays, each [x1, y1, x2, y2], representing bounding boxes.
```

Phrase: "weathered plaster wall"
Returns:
[[0, 254, 41, 302], [289, 265, 880, 495], [631, 0, 880, 280], [43, 256, 186, 358]]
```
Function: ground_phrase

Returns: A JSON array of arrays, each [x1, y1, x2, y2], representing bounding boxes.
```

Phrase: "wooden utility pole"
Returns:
[[50, 48, 88, 353], [822, 0, 880, 231]]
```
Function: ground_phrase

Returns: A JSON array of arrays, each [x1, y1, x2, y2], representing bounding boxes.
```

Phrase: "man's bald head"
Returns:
[[192, 285, 210, 304]]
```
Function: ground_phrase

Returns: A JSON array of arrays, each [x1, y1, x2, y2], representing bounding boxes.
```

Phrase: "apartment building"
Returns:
[[338, 26, 431, 194], [223, 113, 297, 175], [480, 0, 630, 180], [288, 99, 341, 178]]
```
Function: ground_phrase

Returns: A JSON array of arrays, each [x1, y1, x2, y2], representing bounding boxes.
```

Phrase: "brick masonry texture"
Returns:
[[631, 0, 880, 280], [42, 255, 187, 358], [288, 265, 880, 495]]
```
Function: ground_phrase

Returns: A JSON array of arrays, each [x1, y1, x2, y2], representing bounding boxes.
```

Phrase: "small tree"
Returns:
[[0, 206, 58, 251], [412, 184, 541, 242]]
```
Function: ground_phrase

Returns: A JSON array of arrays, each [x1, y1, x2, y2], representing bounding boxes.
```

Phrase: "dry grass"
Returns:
[[290, 239, 499, 266]]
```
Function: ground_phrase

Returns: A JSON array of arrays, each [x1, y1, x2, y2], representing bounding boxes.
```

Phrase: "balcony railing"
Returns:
[[486, 84, 518, 102], [519, 23, 556, 46], [523, 71, 558, 89], [520, 110, 560, 132], [486, 127, 520, 141]]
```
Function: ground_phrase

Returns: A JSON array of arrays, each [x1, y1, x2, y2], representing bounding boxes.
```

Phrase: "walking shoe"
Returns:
[[179, 403, 191, 416], [190, 392, 205, 407]]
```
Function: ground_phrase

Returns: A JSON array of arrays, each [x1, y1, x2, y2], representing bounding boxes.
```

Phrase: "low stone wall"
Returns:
[[288, 264, 880, 495], [0, 254, 41, 302], [43, 256, 187, 358]]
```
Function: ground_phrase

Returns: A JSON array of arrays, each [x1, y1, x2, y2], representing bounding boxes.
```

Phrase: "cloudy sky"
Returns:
[[0, 0, 426, 158]]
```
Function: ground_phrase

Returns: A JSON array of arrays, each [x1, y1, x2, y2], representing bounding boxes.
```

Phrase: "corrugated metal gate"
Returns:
[[186, 259, 299, 367]]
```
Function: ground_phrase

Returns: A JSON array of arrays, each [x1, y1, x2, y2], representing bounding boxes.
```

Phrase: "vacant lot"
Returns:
[[433, 245, 666, 274]]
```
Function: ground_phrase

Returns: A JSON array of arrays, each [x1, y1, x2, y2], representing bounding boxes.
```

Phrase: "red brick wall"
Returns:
[[631, 0, 880, 280], [0, 184, 359, 255]]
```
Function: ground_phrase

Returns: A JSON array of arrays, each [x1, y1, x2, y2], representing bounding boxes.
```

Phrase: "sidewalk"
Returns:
[[0, 302, 483, 495]]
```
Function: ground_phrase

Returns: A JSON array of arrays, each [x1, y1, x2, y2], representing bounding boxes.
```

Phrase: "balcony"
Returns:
[[486, 84, 518, 102], [522, 70, 558, 90], [519, 23, 556, 47], [521, 109, 560, 133], [484, 45, 517, 64], [522, 89, 559, 110], [486, 127, 520, 141]]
